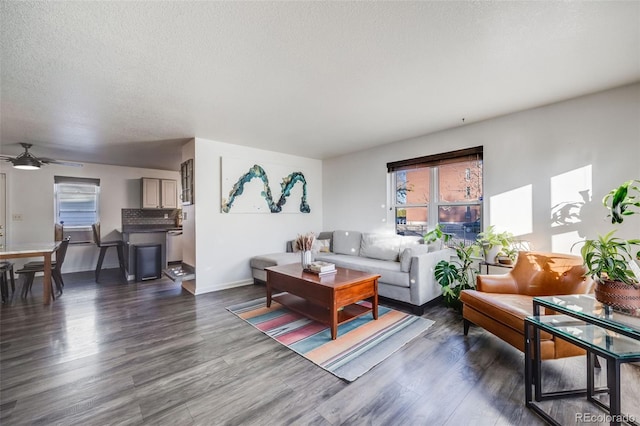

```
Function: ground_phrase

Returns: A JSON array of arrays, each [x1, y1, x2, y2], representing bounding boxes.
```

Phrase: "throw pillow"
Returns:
[[333, 230, 362, 256], [399, 235, 423, 252], [399, 245, 432, 272], [312, 239, 330, 254], [359, 233, 402, 261]]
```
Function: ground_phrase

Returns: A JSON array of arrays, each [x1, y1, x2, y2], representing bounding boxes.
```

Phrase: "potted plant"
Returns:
[[434, 242, 481, 311], [476, 225, 514, 263], [577, 180, 640, 313], [423, 224, 452, 250], [496, 246, 518, 265], [603, 179, 640, 224]]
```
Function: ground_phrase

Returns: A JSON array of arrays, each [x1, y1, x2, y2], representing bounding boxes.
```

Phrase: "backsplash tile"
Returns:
[[122, 208, 179, 227]]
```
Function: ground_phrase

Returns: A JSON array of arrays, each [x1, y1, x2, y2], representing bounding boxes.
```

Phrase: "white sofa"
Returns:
[[250, 230, 452, 315]]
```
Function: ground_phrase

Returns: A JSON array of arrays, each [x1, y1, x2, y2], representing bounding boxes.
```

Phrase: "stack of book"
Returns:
[[305, 261, 336, 276]]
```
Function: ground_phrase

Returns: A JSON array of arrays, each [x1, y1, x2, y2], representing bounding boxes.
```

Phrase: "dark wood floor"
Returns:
[[1, 270, 639, 425]]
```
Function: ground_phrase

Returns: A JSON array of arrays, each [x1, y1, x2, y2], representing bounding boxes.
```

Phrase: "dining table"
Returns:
[[0, 241, 62, 305]]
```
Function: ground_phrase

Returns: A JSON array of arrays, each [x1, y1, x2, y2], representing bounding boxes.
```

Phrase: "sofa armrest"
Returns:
[[476, 273, 518, 293], [408, 248, 454, 305]]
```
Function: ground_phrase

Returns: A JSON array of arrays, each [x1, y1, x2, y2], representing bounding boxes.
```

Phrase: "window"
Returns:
[[54, 176, 100, 243], [388, 147, 483, 244]]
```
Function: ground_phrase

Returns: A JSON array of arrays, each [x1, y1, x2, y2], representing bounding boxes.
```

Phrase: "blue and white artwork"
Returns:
[[221, 157, 310, 213]]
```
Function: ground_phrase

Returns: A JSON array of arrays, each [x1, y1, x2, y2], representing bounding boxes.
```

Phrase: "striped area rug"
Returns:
[[226, 296, 434, 382]]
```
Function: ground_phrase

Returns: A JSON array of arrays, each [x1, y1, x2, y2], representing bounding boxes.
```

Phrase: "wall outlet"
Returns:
[[183, 212, 187, 221], [164, 213, 169, 219], [12, 213, 23, 221]]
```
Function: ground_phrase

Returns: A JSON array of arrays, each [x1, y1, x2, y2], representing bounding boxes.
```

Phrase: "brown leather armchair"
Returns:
[[460, 251, 595, 359]]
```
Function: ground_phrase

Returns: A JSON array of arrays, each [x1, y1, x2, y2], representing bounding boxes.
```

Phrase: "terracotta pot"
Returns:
[[594, 279, 640, 314]]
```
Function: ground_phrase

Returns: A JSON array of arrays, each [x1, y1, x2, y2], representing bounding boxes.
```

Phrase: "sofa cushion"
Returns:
[[250, 252, 300, 270], [359, 233, 402, 261], [399, 245, 432, 272], [399, 235, 423, 251], [332, 230, 362, 256], [315, 253, 410, 288]]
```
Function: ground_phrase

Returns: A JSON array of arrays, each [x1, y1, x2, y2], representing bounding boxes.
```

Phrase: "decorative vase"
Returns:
[[483, 245, 502, 264], [594, 279, 640, 315], [300, 250, 312, 269]]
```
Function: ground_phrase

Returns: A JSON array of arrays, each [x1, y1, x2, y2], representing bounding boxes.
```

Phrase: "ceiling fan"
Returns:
[[0, 143, 83, 170]]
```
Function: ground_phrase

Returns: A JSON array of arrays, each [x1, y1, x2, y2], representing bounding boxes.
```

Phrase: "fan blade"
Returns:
[[40, 158, 83, 167], [0, 155, 16, 160]]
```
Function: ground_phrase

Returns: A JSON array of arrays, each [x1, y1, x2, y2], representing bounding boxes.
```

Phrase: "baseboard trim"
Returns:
[[379, 295, 443, 316], [193, 278, 253, 295]]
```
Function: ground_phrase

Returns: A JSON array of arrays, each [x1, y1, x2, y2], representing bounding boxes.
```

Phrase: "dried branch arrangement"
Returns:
[[295, 232, 315, 251]]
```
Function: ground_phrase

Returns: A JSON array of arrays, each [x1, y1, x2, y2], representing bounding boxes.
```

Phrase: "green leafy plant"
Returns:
[[423, 224, 452, 245], [577, 179, 640, 286], [497, 246, 518, 264], [577, 230, 640, 285], [603, 179, 640, 224], [476, 225, 513, 248], [434, 242, 481, 310], [476, 225, 514, 261]]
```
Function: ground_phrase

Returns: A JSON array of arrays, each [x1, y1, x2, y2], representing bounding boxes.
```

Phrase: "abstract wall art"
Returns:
[[221, 158, 311, 213]]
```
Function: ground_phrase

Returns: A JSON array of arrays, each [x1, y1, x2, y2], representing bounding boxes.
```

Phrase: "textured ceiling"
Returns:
[[1, 1, 639, 170]]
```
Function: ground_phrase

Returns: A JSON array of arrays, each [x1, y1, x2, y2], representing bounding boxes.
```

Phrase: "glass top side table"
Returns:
[[533, 294, 640, 340], [525, 294, 640, 425]]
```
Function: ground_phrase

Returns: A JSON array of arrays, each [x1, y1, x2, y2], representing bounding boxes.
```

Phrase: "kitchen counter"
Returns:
[[122, 225, 182, 233]]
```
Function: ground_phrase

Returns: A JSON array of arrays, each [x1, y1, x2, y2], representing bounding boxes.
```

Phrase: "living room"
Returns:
[[1, 2, 639, 424]]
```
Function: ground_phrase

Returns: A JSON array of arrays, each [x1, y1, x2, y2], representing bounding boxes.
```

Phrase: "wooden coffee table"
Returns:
[[265, 263, 380, 340]]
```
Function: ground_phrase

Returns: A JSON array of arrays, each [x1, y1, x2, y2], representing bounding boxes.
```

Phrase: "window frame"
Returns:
[[388, 147, 483, 242], [54, 176, 101, 243]]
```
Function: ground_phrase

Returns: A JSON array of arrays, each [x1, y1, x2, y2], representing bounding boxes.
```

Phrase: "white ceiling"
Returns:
[[1, 1, 639, 171]]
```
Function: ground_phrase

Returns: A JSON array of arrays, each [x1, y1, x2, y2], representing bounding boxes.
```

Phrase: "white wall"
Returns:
[[192, 137, 322, 294], [182, 139, 196, 269], [323, 83, 640, 253], [2, 161, 179, 272]]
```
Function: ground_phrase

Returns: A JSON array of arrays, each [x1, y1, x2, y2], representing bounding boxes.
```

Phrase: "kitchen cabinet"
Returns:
[[161, 179, 178, 208], [141, 178, 178, 209]]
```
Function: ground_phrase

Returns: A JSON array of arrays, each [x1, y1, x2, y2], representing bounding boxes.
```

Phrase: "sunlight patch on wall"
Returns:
[[550, 165, 592, 228], [490, 184, 532, 236], [552, 230, 582, 254]]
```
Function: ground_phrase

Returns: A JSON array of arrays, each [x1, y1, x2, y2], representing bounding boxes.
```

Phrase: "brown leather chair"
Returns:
[[460, 251, 595, 360]]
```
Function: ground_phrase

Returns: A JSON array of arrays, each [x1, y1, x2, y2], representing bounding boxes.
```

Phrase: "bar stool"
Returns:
[[92, 223, 125, 282], [0, 261, 16, 303]]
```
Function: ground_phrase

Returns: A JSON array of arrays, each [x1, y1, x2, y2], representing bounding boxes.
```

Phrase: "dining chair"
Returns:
[[92, 223, 126, 282], [17, 237, 70, 298], [0, 261, 16, 303], [54, 222, 64, 241]]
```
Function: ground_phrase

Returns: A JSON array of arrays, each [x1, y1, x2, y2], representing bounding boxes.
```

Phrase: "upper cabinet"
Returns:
[[141, 178, 178, 209], [161, 179, 178, 209]]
